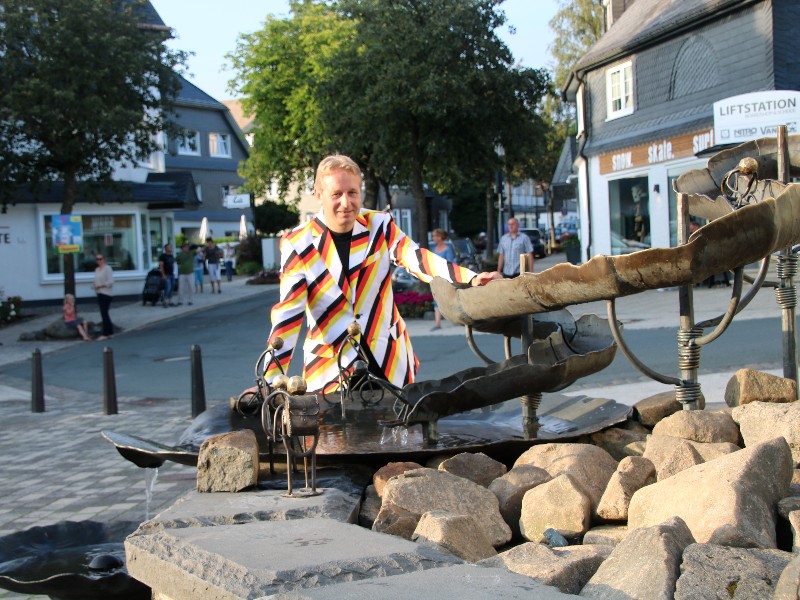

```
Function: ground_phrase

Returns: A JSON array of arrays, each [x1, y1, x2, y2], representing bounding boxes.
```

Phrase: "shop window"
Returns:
[[177, 131, 201, 156], [606, 61, 634, 120], [44, 214, 138, 275], [391, 208, 413, 239], [608, 177, 650, 255], [209, 133, 231, 158]]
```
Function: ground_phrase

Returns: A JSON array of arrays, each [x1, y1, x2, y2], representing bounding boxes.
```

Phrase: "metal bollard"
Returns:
[[191, 344, 206, 418], [31, 348, 45, 413], [103, 346, 118, 415]]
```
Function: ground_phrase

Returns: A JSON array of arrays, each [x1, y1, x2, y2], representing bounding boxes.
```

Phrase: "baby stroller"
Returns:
[[142, 269, 164, 306]]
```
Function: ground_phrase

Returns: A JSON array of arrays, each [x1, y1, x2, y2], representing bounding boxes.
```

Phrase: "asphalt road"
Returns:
[[0, 290, 789, 401]]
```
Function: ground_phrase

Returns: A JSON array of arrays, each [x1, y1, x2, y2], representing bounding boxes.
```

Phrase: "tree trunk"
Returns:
[[410, 126, 428, 243], [363, 169, 380, 210], [485, 182, 495, 258], [546, 185, 556, 249], [62, 170, 77, 297]]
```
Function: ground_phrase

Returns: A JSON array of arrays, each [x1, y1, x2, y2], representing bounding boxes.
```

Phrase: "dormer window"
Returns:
[[177, 131, 201, 156], [209, 133, 231, 158], [606, 61, 634, 120]]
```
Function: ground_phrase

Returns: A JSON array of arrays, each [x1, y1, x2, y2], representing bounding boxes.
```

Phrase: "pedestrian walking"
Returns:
[[194, 246, 205, 293], [176, 242, 195, 306], [497, 217, 533, 278], [158, 243, 177, 307], [224, 243, 236, 282], [205, 237, 223, 293], [430, 228, 456, 331], [92, 253, 114, 340]]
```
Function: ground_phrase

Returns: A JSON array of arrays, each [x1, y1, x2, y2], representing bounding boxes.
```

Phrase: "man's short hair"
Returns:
[[206, 236, 213, 243], [314, 154, 361, 191]]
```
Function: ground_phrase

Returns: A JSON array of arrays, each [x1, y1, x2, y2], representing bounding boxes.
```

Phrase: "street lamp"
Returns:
[[496, 145, 505, 242]]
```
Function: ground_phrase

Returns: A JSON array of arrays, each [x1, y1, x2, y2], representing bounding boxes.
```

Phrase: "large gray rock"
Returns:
[[674, 543, 793, 600], [372, 502, 419, 540], [196, 430, 258, 493], [628, 437, 794, 548], [381, 468, 511, 547], [634, 390, 703, 427], [582, 525, 628, 547], [267, 563, 576, 599], [589, 427, 647, 461], [438, 452, 507, 487], [732, 401, 800, 463], [519, 474, 592, 543], [580, 516, 695, 599], [596, 456, 655, 521], [373, 461, 423, 497], [652, 410, 740, 444], [489, 464, 551, 538], [125, 519, 463, 599], [725, 368, 797, 407], [514, 443, 618, 511], [642, 434, 739, 479], [412, 510, 497, 563], [481, 542, 611, 595], [774, 553, 800, 600]]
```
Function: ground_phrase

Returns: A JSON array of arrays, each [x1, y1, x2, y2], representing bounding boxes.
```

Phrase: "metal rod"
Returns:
[[31, 348, 45, 413], [191, 344, 206, 418], [696, 267, 744, 346], [696, 256, 770, 328], [519, 254, 539, 435], [103, 346, 118, 415], [776, 125, 798, 389], [606, 300, 680, 386], [464, 325, 494, 365]]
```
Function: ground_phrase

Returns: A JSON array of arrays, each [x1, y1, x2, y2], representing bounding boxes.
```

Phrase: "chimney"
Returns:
[[604, 0, 635, 30]]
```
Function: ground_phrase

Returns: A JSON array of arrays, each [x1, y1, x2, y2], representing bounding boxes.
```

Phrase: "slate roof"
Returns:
[[9, 172, 200, 210], [567, 0, 753, 89]]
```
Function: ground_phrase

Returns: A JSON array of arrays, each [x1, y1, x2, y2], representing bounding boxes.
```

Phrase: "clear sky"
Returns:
[[149, 0, 560, 101]]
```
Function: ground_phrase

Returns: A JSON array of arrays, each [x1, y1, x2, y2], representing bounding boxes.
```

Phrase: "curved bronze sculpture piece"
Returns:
[[433, 185, 800, 329]]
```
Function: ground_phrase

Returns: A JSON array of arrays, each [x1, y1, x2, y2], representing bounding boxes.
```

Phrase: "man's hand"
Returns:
[[470, 271, 502, 286]]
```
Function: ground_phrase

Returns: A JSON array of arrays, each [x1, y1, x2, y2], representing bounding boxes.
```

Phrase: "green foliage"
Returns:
[[548, 0, 605, 92], [237, 234, 264, 266], [237, 261, 263, 276], [449, 185, 490, 239], [253, 201, 300, 237], [0, 294, 22, 323], [230, 0, 551, 242], [0, 0, 187, 295], [561, 233, 580, 248]]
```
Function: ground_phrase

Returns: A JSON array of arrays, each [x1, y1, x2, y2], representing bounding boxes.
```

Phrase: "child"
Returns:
[[193, 246, 205, 293], [63, 294, 92, 341]]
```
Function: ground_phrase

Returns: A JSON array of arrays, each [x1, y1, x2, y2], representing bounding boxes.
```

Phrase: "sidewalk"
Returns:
[[0, 256, 791, 599]]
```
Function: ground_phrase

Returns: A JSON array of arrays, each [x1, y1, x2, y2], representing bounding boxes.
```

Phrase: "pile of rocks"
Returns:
[[159, 367, 800, 598], [354, 368, 800, 598]]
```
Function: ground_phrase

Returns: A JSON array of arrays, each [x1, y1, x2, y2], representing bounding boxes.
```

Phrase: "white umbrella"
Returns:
[[239, 214, 247, 240], [199, 217, 208, 243]]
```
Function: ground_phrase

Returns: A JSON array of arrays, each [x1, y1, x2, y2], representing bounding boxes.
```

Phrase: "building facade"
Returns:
[[565, 0, 800, 261]]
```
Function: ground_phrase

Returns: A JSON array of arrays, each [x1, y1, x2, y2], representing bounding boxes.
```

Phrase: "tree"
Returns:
[[253, 200, 300, 237], [228, 1, 357, 201], [540, 0, 604, 246], [0, 0, 186, 295]]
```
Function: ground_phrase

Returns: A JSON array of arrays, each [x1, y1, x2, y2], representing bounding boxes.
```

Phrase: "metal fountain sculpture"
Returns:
[[103, 129, 800, 472]]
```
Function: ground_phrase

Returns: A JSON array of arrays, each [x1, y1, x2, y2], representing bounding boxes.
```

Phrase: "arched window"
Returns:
[[670, 36, 720, 99]]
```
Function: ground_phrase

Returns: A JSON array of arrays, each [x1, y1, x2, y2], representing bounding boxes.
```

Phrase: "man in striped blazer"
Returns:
[[265, 154, 498, 393]]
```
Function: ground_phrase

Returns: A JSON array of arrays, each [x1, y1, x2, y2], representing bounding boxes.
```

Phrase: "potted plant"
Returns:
[[562, 234, 581, 265]]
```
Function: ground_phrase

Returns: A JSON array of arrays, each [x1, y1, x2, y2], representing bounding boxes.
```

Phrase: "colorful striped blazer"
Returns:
[[265, 209, 476, 392]]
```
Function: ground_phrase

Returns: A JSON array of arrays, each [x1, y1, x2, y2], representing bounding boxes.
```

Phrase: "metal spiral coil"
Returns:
[[676, 327, 703, 370], [675, 382, 702, 406], [774, 285, 797, 309], [775, 253, 798, 280]]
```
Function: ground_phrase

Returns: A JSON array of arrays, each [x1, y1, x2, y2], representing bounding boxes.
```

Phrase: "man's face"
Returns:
[[317, 168, 362, 233], [507, 219, 519, 235]]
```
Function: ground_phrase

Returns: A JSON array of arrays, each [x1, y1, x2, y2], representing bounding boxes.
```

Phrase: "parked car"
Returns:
[[428, 238, 483, 272], [610, 231, 649, 255], [519, 228, 548, 258], [390, 265, 417, 292]]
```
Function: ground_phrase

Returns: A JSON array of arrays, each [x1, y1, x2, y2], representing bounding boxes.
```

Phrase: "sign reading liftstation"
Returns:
[[714, 90, 800, 144], [600, 129, 715, 175]]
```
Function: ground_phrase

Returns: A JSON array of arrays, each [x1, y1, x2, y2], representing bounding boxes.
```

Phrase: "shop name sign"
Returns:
[[714, 91, 800, 144], [600, 129, 714, 175], [223, 193, 250, 209]]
